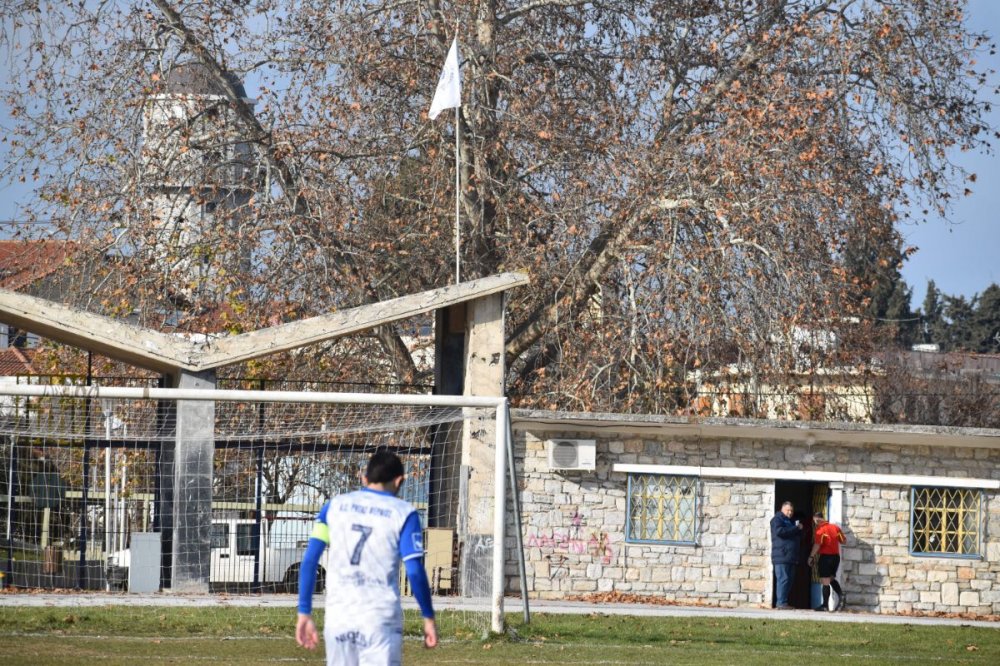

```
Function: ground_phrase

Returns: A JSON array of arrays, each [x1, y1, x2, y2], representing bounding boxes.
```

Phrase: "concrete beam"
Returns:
[[0, 272, 530, 374], [610, 463, 1000, 489], [195, 272, 529, 370], [511, 409, 1000, 450], [0, 289, 197, 373]]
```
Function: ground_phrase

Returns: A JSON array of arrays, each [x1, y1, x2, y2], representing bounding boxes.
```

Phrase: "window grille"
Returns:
[[910, 487, 982, 557], [626, 474, 697, 544]]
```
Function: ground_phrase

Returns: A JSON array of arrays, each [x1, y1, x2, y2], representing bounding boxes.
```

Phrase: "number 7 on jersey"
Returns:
[[350, 524, 372, 565]]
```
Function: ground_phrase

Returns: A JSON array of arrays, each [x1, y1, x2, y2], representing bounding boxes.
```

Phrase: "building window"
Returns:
[[626, 474, 698, 544], [910, 487, 982, 557]]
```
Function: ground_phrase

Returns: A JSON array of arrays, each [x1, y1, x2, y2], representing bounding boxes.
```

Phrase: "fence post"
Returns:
[[78, 440, 89, 589]]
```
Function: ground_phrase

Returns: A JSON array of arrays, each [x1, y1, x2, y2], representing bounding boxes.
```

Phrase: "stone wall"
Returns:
[[506, 418, 1000, 615], [843, 484, 1000, 615]]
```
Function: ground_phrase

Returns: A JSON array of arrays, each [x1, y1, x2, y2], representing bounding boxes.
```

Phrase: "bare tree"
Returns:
[[0, 0, 993, 412], [873, 352, 1000, 428]]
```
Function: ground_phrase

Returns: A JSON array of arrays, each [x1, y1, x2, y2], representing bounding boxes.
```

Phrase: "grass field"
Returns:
[[0, 605, 998, 665]]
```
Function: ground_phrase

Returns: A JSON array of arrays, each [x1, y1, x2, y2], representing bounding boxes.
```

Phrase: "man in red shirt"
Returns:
[[807, 512, 847, 611]]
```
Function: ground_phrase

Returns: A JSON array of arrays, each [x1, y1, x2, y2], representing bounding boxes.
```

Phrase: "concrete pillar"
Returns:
[[460, 293, 505, 596], [828, 481, 845, 609], [829, 482, 844, 524], [167, 369, 216, 592], [430, 293, 507, 596], [462, 293, 505, 531]]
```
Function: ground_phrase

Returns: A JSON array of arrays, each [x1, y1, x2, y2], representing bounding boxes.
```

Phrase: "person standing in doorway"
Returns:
[[770, 500, 803, 609], [295, 449, 437, 664], [808, 511, 847, 611]]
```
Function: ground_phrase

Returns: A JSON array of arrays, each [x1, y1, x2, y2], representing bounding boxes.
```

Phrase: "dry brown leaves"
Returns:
[[896, 609, 1000, 623], [568, 592, 1000, 622], [566, 591, 716, 607]]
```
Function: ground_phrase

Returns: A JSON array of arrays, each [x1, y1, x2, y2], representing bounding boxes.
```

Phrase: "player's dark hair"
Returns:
[[366, 449, 405, 484], [781, 501, 794, 509]]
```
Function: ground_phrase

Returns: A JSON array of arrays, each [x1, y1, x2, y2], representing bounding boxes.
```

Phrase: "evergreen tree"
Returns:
[[943, 295, 977, 352], [847, 242, 917, 349], [921, 280, 947, 347], [881, 274, 918, 349], [972, 283, 1000, 353]]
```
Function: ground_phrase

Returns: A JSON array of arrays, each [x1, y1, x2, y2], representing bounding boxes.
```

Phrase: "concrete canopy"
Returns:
[[0, 272, 529, 375]]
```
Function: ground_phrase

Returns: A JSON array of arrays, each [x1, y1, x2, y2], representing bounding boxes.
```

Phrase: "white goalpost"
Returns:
[[0, 384, 509, 635]]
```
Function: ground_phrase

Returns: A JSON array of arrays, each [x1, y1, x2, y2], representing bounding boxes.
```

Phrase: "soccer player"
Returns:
[[807, 511, 847, 611], [296, 449, 437, 664]]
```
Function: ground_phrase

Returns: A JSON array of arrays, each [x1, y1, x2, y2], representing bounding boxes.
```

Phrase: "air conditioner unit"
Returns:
[[546, 439, 596, 472]]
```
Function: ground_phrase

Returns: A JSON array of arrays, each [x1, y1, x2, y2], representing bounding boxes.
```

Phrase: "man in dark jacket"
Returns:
[[771, 501, 803, 609]]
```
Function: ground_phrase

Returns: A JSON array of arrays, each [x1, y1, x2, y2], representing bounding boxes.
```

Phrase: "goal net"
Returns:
[[0, 384, 509, 635]]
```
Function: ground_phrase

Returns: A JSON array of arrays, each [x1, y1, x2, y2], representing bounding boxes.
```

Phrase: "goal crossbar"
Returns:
[[0, 384, 506, 409]]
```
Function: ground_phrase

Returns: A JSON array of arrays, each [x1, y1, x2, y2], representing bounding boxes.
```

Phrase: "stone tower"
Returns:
[[142, 62, 255, 302]]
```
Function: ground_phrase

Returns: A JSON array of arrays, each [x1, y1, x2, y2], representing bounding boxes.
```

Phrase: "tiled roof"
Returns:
[[163, 61, 248, 98], [0, 346, 36, 376], [0, 240, 76, 290]]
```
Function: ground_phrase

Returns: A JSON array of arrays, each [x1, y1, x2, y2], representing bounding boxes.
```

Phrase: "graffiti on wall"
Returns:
[[526, 528, 615, 565]]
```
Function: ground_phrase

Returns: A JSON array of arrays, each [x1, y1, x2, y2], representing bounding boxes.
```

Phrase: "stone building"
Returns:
[[508, 412, 1000, 615]]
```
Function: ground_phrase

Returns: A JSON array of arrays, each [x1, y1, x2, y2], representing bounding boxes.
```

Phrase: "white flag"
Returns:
[[429, 38, 461, 120]]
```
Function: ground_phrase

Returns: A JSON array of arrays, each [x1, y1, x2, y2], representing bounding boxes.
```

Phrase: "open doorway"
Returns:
[[773, 480, 829, 609]]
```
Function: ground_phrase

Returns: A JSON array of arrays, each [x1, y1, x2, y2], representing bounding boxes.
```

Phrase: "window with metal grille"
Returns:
[[910, 487, 982, 557], [626, 474, 698, 544]]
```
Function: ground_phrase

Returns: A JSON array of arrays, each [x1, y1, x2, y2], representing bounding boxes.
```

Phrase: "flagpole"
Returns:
[[455, 105, 461, 284], [428, 34, 462, 284]]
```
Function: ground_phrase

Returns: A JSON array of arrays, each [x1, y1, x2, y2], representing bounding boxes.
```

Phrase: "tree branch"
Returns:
[[151, 0, 418, 382], [499, 0, 594, 26], [507, 196, 697, 363], [506, 0, 836, 368]]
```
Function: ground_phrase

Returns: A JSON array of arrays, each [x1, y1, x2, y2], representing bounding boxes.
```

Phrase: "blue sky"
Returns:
[[899, 0, 1000, 306], [1, 2, 998, 309]]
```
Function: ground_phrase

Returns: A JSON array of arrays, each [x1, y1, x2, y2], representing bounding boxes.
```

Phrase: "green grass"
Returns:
[[0, 605, 997, 665], [0, 548, 43, 561]]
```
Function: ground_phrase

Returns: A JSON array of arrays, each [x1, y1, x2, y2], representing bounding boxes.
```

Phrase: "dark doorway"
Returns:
[[772, 480, 829, 609]]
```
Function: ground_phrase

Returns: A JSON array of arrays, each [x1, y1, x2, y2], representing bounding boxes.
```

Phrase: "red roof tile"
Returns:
[[0, 346, 36, 376], [0, 240, 76, 290]]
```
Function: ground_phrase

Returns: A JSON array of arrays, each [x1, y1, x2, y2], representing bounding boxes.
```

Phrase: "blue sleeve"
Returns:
[[297, 537, 327, 614], [297, 500, 331, 615], [399, 511, 434, 619], [399, 511, 424, 562], [777, 522, 799, 539], [405, 557, 435, 619], [772, 516, 797, 539]]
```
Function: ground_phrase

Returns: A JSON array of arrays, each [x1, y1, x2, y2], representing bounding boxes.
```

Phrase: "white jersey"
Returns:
[[317, 488, 423, 627]]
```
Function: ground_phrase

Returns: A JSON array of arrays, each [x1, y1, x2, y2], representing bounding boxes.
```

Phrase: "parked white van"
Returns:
[[106, 518, 324, 591]]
